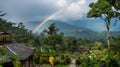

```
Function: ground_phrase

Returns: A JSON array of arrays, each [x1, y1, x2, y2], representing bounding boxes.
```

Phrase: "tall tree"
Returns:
[[106, 0, 120, 10], [44, 23, 59, 35], [17, 22, 25, 29], [87, 0, 120, 48], [106, 0, 120, 21], [42, 23, 63, 50]]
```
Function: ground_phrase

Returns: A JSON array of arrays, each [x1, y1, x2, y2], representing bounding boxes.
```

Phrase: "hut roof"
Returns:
[[0, 32, 12, 37], [0, 32, 3, 34], [1, 42, 34, 63]]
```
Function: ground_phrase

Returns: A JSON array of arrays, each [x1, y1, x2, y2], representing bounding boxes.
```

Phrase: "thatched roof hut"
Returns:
[[0, 32, 12, 39], [0, 32, 12, 44]]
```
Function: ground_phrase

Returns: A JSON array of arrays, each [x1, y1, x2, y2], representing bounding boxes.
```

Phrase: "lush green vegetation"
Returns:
[[0, 0, 120, 67], [1, 15, 120, 66]]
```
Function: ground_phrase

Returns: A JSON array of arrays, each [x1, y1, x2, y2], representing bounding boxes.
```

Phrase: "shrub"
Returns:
[[64, 55, 71, 64], [76, 57, 81, 65], [79, 49, 120, 67], [54, 55, 71, 65]]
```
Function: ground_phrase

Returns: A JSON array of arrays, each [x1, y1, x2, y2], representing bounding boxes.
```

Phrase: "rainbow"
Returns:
[[33, 10, 62, 33]]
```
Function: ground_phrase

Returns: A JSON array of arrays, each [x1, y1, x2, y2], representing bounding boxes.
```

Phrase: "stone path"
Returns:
[[70, 58, 76, 67]]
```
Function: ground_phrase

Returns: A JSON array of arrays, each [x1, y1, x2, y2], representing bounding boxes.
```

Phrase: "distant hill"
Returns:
[[50, 20, 97, 39], [24, 20, 120, 40]]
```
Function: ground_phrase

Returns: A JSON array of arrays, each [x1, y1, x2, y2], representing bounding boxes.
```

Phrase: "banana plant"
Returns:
[[0, 54, 8, 67], [0, 46, 8, 67], [9, 54, 23, 67]]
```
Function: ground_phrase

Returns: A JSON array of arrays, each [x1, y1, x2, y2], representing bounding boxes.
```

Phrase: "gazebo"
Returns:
[[0, 32, 12, 45]]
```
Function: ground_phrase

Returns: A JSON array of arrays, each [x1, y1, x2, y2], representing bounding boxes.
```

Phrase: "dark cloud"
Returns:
[[0, 0, 61, 22], [0, 0, 98, 22]]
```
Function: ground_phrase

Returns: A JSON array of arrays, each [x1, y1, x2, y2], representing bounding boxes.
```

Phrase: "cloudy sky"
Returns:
[[0, 0, 120, 31]]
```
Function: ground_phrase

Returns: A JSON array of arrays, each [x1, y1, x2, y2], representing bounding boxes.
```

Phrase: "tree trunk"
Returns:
[[106, 20, 111, 48], [107, 30, 110, 48]]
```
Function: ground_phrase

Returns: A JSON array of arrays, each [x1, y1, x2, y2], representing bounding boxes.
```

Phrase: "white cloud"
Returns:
[[77, 0, 86, 4], [0, 0, 98, 22], [53, 0, 97, 21], [57, 0, 67, 7]]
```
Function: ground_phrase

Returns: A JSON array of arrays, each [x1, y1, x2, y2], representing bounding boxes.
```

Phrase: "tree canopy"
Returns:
[[87, 0, 120, 48], [106, 0, 120, 10], [43, 23, 59, 35], [87, 0, 119, 20]]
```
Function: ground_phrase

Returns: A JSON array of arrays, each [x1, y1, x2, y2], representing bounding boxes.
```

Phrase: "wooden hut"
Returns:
[[0, 32, 34, 67], [0, 32, 12, 45]]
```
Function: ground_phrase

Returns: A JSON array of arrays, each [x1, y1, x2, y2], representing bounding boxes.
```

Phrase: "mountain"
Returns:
[[24, 21, 40, 30], [24, 20, 120, 39], [50, 20, 98, 39]]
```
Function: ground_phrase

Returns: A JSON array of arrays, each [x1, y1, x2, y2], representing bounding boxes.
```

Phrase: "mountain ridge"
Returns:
[[24, 20, 120, 39]]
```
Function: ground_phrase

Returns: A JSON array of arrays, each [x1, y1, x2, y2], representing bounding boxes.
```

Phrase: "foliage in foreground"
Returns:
[[76, 42, 120, 67]]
